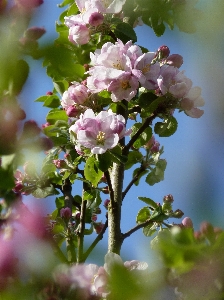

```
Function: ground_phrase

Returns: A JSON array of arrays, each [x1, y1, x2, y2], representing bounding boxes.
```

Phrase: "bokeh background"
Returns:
[[18, 0, 224, 264]]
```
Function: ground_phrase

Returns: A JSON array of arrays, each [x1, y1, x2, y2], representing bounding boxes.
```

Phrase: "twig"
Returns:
[[82, 219, 108, 262], [122, 219, 154, 240], [122, 165, 146, 200]]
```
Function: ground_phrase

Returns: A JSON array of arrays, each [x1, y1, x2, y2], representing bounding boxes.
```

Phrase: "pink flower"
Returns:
[[61, 82, 89, 109], [93, 0, 126, 13], [134, 52, 160, 90], [60, 207, 72, 220], [180, 86, 204, 118], [69, 109, 130, 154], [68, 24, 90, 45], [166, 54, 183, 68], [158, 65, 192, 98], [108, 72, 139, 102]]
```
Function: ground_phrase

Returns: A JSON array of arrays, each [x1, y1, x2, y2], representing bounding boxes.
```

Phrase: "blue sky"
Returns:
[[19, 0, 224, 263]]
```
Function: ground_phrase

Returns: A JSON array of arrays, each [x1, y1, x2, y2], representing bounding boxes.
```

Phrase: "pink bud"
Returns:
[[39, 137, 53, 151], [23, 120, 41, 136], [163, 194, 174, 203], [104, 199, 110, 208], [88, 12, 104, 26], [181, 217, 193, 228], [66, 106, 79, 117], [200, 221, 214, 236], [53, 159, 67, 169], [25, 26, 46, 40], [157, 45, 170, 58], [41, 122, 50, 129], [94, 222, 104, 234], [91, 214, 97, 222], [60, 207, 72, 220], [15, 0, 43, 9], [46, 91, 53, 95]]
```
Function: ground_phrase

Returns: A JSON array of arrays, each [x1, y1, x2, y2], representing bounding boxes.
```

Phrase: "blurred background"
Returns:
[[17, 0, 224, 264]]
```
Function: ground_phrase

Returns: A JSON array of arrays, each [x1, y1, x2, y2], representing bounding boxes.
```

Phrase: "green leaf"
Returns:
[[113, 22, 137, 43], [143, 224, 157, 237], [84, 156, 103, 187], [109, 146, 128, 164], [131, 123, 152, 149], [154, 116, 178, 137], [133, 167, 148, 186], [53, 80, 69, 95], [145, 159, 167, 185], [136, 207, 151, 224], [151, 15, 166, 37], [43, 95, 61, 108], [55, 196, 64, 210], [46, 109, 68, 124], [32, 185, 59, 198], [98, 151, 113, 172], [67, 2, 78, 16], [58, 0, 74, 7], [9, 59, 29, 95], [138, 197, 158, 208], [125, 151, 143, 170]]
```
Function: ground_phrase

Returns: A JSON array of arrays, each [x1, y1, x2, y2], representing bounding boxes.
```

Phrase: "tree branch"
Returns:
[[82, 219, 108, 262], [122, 219, 155, 240]]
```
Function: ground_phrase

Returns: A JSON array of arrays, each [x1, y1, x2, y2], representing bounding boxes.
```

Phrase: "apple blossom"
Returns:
[[157, 65, 192, 98], [134, 52, 160, 90], [180, 86, 204, 118], [61, 82, 89, 110], [69, 109, 130, 154]]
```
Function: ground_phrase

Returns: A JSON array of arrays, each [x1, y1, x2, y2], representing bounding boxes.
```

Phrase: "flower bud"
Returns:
[[25, 27, 46, 40], [163, 194, 174, 203], [200, 221, 214, 238], [181, 217, 193, 228], [88, 12, 104, 26], [60, 207, 72, 220], [23, 120, 41, 137], [15, 0, 43, 9], [46, 91, 53, 95], [94, 222, 104, 234], [104, 199, 110, 209], [157, 45, 170, 59], [53, 159, 67, 169], [173, 209, 184, 218], [39, 137, 53, 151], [91, 214, 97, 222], [66, 106, 79, 117]]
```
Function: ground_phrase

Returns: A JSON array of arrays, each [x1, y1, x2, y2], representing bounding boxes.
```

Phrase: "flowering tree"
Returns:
[[0, 0, 224, 299]]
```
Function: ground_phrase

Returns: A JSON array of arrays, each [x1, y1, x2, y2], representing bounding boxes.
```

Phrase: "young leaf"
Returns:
[[136, 207, 151, 224], [138, 197, 158, 208], [154, 116, 178, 137], [84, 156, 103, 187], [113, 22, 137, 43]]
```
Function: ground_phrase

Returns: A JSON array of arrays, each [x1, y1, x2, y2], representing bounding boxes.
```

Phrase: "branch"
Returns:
[[82, 219, 108, 262], [122, 114, 156, 156], [122, 219, 154, 240], [77, 183, 87, 263], [122, 164, 146, 200]]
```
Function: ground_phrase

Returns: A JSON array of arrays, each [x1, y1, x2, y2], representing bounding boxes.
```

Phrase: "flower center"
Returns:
[[142, 63, 151, 74], [96, 131, 105, 145], [121, 80, 130, 90], [112, 60, 122, 70]]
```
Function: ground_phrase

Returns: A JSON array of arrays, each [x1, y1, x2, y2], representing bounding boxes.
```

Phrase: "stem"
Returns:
[[83, 219, 108, 262], [122, 164, 146, 200], [122, 219, 155, 240], [122, 114, 156, 156], [62, 178, 76, 263]]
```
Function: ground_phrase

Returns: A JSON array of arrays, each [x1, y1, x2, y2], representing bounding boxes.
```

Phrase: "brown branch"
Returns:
[[122, 219, 154, 240], [122, 114, 156, 156], [82, 219, 108, 262], [122, 164, 146, 200]]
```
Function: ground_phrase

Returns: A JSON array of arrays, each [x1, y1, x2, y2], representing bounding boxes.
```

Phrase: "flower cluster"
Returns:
[[65, 0, 126, 45], [86, 40, 204, 117], [69, 109, 130, 154], [52, 252, 148, 299]]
